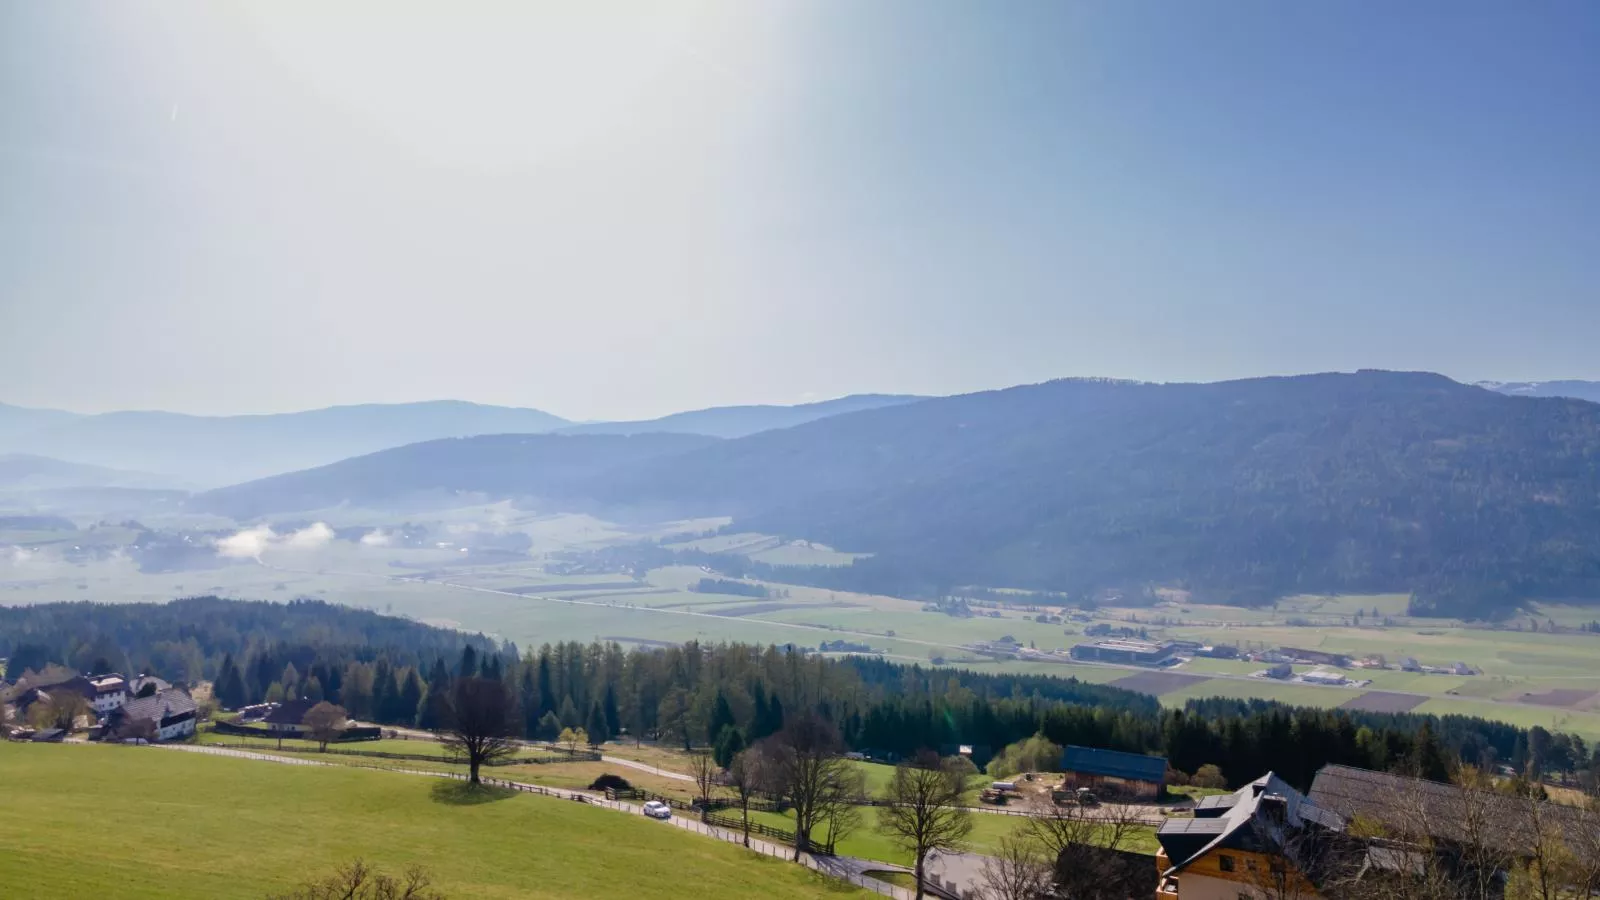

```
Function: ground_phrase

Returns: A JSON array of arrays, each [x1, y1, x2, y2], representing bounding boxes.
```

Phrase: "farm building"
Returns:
[[1262, 662, 1293, 679], [105, 688, 197, 742], [1300, 668, 1349, 686], [262, 699, 319, 735], [1156, 772, 1344, 899], [1279, 647, 1350, 668], [1060, 745, 1167, 799], [87, 675, 129, 716], [1194, 644, 1239, 659], [1399, 657, 1422, 672], [1069, 639, 1175, 666]]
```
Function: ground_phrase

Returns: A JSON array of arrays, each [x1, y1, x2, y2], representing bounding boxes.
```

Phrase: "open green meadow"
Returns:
[[0, 742, 861, 900]]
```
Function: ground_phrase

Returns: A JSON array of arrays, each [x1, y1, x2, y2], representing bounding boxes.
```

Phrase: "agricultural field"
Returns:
[[0, 742, 862, 900], [10, 502, 1600, 740]]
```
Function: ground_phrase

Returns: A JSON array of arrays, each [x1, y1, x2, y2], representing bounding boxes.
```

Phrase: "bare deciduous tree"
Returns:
[[1020, 794, 1144, 899], [268, 858, 443, 900], [31, 691, 89, 732], [302, 701, 348, 752], [439, 676, 517, 785], [977, 833, 1052, 900], [113, 715, 158, 744], [726, 747, 771, 848], [688, 750, 719, 808], [878, 750, 973, 900], [762, 715, 865, 860]]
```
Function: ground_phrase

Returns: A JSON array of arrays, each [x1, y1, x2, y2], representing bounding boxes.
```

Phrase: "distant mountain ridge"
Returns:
[[193, 371, 1600, 616], [1479, 380, 1600, 404], [0, 393, 930, 487], [0, 454, 184, 492], [0, 400, 571, 487], [556, 393, 927, 438]]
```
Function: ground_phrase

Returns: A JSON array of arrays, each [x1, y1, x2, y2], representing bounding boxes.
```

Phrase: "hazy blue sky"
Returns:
[[3, 2, 1597, 420]]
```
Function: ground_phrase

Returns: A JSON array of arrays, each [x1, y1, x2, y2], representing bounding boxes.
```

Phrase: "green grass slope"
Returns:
[[0, 743, 858, 899]]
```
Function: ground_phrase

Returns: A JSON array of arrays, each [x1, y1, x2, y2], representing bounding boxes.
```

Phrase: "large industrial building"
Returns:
[[1069, 639, 1176, 666]]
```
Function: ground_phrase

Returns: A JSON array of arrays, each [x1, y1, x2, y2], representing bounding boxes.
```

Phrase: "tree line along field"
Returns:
[[12, 502, 1600, 739], [0, 742, 862, 900]]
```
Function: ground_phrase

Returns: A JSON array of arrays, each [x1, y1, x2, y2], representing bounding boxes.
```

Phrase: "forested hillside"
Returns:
[[0, 597, 501, 684], [193, 372, 1600, 616], [582, 372, 1600, 614]]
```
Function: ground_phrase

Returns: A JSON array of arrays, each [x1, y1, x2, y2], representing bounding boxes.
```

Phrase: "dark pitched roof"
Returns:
[[1194, 794, 1240, 817], [1062, 745, 1167, 783], [1158, 772, 1344, 876], [1308, 764, 1581, 854], [118, 689, 197, 725], [263, 699, 317, 726]]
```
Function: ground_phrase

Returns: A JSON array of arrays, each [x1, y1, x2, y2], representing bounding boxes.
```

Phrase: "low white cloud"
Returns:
[[216, 525, 277, 560], [359, 529, 392, 547], [1, 545, 37, 567], [215, 522, 334, 559], [283, 522, 335, 550]]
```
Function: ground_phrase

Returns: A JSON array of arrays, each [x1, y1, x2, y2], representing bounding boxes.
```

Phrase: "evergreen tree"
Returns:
[[557, 696, 580, 728], [751, 688, 771, 740], [481, 653, 501, 681], [1410, 721, 1453, 783], [303, 675, 324, 703], [707, 689, 736, 746], [216, 653, 247, 710], [399, 669, 425, 727], [418, 658, 452, 732], [602, 684, 621, 739], [537, 654, 555, 718], [520, 665, 540, 739], [764, 691, 785, 738], [714, 725, 746, 769], [458, 645, 479, 680], [586, 700, 609, 745], [325, 664, 343, 705], [371, 660, 395, 724]]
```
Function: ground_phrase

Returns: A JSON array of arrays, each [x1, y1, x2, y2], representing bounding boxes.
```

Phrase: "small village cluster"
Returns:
[[1, 666, 196, 743]]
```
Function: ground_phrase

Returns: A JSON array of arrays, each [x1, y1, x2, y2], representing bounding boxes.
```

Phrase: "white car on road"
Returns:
[[642, 800, 672, 820]]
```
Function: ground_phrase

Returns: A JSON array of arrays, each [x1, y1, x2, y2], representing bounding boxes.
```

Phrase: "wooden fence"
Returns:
[[203, 740, 598, 766], [702, 811, 834, 856]]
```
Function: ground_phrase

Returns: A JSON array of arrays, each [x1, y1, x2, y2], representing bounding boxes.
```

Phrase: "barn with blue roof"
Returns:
[[1061, 745, 1167, 799]]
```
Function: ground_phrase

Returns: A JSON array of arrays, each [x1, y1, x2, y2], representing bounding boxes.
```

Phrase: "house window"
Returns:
[[1218, 854, 1236, 872]]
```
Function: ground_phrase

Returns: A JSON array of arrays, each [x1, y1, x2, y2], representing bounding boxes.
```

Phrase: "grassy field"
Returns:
[[0, 742, 861, 899], [740, 808, 1157, 867]]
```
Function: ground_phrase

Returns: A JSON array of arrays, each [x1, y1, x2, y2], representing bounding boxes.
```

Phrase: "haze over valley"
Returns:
[[6, 4, 1600, 897]]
